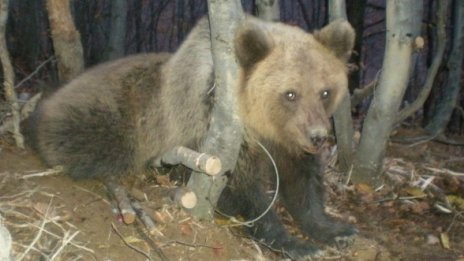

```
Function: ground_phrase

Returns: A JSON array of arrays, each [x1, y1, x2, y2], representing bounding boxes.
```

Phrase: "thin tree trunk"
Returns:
[[346, 0, 367, 92], [187, 0, 244, 219], [0, 0, 23, 148], [46, 0, 84, 82], [328, 0, 346, 21], [425, 0, 464, 135], [256, 0, 280, 22], [396, 0, 448, 124], [352, 0, 423, 186], [108, 0, 127, 60], [328, 0, 354, 173]]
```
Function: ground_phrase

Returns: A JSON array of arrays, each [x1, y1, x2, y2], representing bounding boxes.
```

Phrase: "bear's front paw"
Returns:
[[334, 231, 357, 249], [302, 220, 358, 246], [279, 239, 324, 260], [323, 222, 358, 249]]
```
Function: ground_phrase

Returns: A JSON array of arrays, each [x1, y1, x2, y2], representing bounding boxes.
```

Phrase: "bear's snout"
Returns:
[[309, 127, 328, 148]]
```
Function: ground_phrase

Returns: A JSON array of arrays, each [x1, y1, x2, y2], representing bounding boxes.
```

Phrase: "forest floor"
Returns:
[[0, 128, 463, 261]]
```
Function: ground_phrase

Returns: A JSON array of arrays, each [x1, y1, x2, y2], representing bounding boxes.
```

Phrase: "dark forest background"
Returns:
[[3, 0, 464, 134]]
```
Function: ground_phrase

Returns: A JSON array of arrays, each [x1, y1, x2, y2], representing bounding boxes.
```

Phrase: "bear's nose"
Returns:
[[310, 134, 327, 148], [309, 128, 328, 148]]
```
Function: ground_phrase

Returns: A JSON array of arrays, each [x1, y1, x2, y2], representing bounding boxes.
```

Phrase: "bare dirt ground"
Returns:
[[0, 129, 463, 260]]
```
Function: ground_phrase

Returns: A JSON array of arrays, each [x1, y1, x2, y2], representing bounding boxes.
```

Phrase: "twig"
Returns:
[[0, 187, 39, 200], [423, 166, 464, 177], [27, 221, 94, 253], [72, 185, 111, 206], [15, 56, 55, 88], [111, 223, 152, 261], [21, 166, 63, 179], [16, 199, 53, 261], [160, 239, 221, 249], [130, 200, 163, 236], [133, 222, 168, 261], [49, 230, 80, 260]]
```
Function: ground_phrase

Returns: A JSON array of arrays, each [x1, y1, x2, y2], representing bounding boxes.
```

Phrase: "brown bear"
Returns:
[[31, 16, 356, 259]]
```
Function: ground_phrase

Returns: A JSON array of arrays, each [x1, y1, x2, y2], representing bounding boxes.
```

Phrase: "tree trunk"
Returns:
[[107, 0, 127, 60], [187, 0, 244, 219], [328, 0, 354, 172], [46, 0, 84, 82], [0, 0, 23, 148], [352, 0, 423, 186], [425, 0, 464, 135], [346, 0, 367, 92], [396, 0, 449, 124], [256, 0, 280, 22], [328, 0, 347, 21]]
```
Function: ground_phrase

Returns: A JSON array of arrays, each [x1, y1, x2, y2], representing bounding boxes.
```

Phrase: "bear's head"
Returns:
[[235, 17, 355, 155]]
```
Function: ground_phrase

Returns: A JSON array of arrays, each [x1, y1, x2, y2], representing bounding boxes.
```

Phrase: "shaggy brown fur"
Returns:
[[31, 16, 356, 259]]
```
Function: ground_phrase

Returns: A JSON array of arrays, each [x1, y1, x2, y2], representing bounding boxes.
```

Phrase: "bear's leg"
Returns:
[[281, 155, 357, 245], [218, 179, 322, 259]]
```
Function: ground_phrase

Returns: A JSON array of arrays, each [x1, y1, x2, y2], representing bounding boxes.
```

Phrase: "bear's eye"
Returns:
[[285, 91, 297, 101], [321, 90, 330, 100]]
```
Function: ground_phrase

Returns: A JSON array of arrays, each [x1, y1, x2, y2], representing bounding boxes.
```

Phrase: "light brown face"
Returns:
[[235, 17, 354, 155], [241, 41, 348, 154]]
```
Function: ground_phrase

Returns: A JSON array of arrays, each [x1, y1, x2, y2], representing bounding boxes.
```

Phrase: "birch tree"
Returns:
[[328, 0, 354, 172], [187, 0, 244, 219], [351, 0, 423, 186], [0, 0, 23, 148], [396, 0, 449, 124]]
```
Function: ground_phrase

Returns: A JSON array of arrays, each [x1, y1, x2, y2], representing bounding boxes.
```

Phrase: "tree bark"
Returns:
[[328, 0, 354, 172], [256, 0, 280, 22], [186, 0, 244, 219], [46, 0, 84, 82], [352, 0, 423, 186], [396, 0, 448, 124], [328, 0, 347, 21], [425, 0, 464, 135], [346, 0, 367, 92], [0, 0, 23, 148], [108, 0, 127, 60]]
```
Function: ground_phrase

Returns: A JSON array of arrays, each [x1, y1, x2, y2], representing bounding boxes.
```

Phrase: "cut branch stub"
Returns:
[[153, 146, 222, 176], [170, 187, 198, 209], [105, 178, 136, 224]]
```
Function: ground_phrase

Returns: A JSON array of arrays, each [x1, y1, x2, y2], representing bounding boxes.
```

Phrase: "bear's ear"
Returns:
[[234, 21, 274, 69], [314, 19, 355, 62]]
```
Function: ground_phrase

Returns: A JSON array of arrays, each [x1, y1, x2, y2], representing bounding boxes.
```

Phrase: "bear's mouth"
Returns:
[[302, 144, 322, 154]]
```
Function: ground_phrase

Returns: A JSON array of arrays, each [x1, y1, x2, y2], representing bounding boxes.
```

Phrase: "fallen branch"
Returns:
[[130, 201, 162, 236], [21, 166, 63, 179], [105, 178, 136, 224], [422, 166, 464, 177], [111, 223, 152, 261], [152, 146, 222, 176]]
